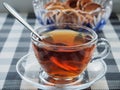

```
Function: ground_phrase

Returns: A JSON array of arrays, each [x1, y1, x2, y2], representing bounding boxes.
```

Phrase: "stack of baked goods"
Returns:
[[44, 0, 103, 28]]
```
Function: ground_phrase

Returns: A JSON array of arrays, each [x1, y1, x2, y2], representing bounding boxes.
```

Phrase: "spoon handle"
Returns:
[[3, 2, 42, 40]]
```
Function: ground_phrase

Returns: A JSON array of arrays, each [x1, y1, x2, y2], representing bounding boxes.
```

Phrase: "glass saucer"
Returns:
[[16, 53, 107, 90]]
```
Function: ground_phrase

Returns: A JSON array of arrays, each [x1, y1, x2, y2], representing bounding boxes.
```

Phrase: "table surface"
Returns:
[[0, 12, 120, 90]]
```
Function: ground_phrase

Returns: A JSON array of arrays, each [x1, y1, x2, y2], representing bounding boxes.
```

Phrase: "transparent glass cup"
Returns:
[[31, 23, 110, 85]]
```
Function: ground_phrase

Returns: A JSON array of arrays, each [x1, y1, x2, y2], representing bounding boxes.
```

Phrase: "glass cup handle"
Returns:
[[92, 38, 111, 61]]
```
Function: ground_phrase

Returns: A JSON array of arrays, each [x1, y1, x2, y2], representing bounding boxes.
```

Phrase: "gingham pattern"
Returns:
[[0, 12, 120, 90]]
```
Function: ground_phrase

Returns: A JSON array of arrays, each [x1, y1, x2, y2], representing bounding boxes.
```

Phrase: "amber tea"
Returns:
[[32, 29, 96, 79]]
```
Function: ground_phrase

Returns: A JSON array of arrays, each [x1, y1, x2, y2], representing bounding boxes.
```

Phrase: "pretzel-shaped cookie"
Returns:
[[83, 2, 102, 12], [80, 0, 92, 7], [44, 0, 64, 10], [65, 0, 78, 9]]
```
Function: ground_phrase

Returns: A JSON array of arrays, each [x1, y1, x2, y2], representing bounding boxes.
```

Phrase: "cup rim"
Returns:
[[31, 23, 98, 49]]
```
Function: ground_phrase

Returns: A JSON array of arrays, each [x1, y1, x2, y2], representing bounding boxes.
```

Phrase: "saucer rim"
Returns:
[[16, 53, 107, 89]]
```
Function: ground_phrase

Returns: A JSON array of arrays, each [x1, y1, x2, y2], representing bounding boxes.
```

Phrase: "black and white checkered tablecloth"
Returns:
[[0, 12, 120, 90]]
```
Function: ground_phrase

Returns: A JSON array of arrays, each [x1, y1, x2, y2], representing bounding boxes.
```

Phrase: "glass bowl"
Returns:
[[33, 0, 112, 31]]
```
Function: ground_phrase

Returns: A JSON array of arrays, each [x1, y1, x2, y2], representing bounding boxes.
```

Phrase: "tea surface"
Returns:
[[32, 29, 95, 79]]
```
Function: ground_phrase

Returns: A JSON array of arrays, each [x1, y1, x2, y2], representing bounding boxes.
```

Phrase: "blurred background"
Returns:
[[0, 0, 120, 13]]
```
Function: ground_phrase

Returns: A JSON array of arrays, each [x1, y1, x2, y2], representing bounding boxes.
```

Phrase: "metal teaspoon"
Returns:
[[3, 2, 44, 40]]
